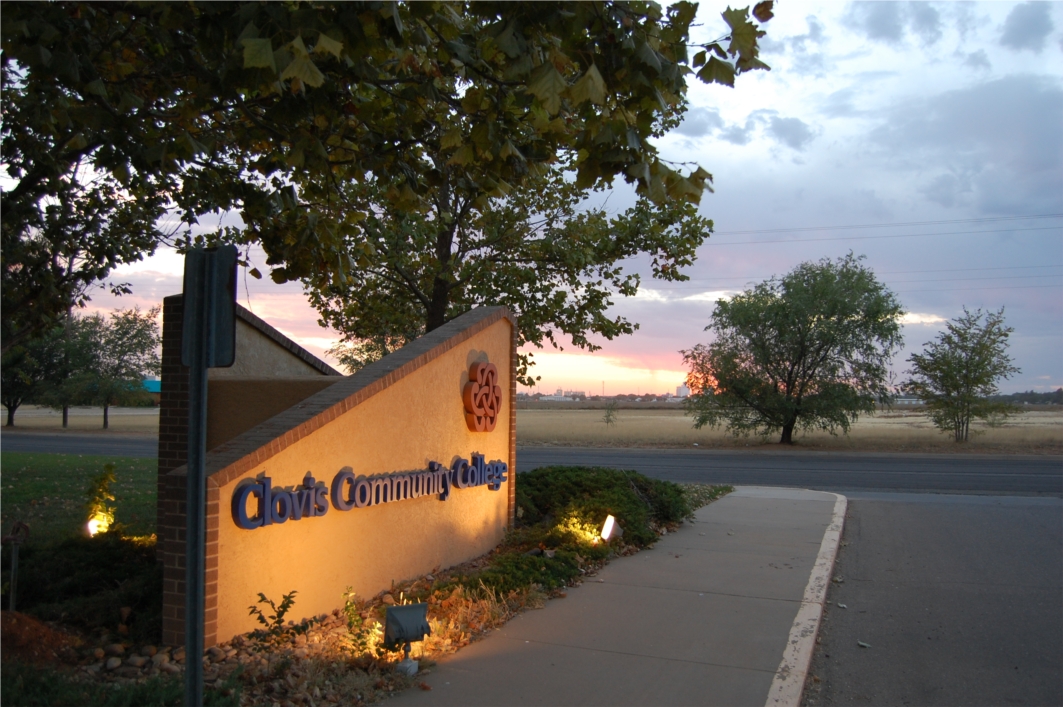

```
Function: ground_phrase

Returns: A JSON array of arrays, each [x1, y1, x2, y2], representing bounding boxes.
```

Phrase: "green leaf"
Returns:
[[697, 57, 735, 87], [280, 56, 325, 88], [242, 38, 276, 72], [83, 79, 107, 98], [568, 64, 606, 106], [440, 128, 464, 150], [313, 33, 343, 59], [636, 42, 662, 74], [722, 7, 760, 61], [693, 50, 707, 68], [447, 143, 475, 166], [527, 63, 567, 115], [248, 268, 262, 280], [289, 35, 310, 58]]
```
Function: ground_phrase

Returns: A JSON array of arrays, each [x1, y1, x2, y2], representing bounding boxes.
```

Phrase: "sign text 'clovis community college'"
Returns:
[[231, 453, 508, 530]]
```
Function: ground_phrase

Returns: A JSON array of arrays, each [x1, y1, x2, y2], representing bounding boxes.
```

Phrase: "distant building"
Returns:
[[563, 389, 586, 398], [893, 395, 923, 405], [540, 387, 574, 402], [675, 384, 691, 398]]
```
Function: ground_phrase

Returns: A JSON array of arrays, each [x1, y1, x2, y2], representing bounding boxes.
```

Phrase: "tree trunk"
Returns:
[[62, 405, 69, 428], [780, 421, 796, 444], [425, 276, 450, 333], [103, 404, 109, 430], [5, 405, 15, 427]]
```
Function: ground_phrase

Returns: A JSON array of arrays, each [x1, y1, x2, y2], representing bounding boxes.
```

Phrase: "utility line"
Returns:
[[713, 213, 1063, 236], [891, 284, 1062, 294], [707, 225, 1060, 246], [648, 272, 1063, 290]]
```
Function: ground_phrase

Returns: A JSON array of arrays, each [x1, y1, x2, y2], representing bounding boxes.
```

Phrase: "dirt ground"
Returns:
[[4, 406, 159, 434], [1, 611, 83, 666], [516, 408, 1063, 454]]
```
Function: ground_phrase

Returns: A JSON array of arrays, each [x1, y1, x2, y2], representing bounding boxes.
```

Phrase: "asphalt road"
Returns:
[[0, 431, 158, 458], [517, 447, 1063, 496], [803, 493, 1063, 707], [3, 435, 1061, 496]]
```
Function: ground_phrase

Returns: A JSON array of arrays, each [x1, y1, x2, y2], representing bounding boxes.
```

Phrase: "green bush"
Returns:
[[6, 532, 161, 643], [469, 466, 697, 594], [516, 466, 692, 545]]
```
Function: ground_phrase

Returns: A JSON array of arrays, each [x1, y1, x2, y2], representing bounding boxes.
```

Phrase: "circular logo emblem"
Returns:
[[463, 362, 502, 432]]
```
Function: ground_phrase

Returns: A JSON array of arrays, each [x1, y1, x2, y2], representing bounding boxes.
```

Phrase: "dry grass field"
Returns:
[[517, 407, 1063, 454]]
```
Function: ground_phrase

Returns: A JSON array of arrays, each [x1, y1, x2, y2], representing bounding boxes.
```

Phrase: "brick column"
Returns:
[[157, 294, 188, 645]]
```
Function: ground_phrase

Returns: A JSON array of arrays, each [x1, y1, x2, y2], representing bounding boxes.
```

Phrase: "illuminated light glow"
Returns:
[[86, 512, 112, 537], [601, 514, 617, 541]]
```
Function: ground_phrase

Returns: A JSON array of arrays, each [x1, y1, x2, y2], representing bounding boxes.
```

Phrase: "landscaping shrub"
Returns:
[[470, 466, 699, 594], [5, 531, 161, 643]]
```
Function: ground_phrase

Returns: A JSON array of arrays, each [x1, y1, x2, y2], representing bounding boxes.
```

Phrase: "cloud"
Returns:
[[908, 2, 943, 45], [1000, 2, 1055, 53], [767, 116, 817, 151], [719, 120, 756, 145], [675, 107, 724, 138], [962, 49, 991, 71], [901, 312, 947, 325], [869, 75, 1063, 214], [848, 2, 906, 42]]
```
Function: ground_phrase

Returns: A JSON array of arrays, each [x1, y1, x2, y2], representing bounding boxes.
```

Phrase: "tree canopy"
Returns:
[[309, 159, 711, 383], [2, 1, 774, 352], [682, 254, 904, 444], [904, 307, 1020, 442]]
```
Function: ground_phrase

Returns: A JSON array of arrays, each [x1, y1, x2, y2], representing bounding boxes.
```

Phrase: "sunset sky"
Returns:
[[84, 1, 1063, 395]]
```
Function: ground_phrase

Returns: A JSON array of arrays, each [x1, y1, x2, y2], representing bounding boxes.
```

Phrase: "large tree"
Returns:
[[308, 160, 711, 383], [904, 307, 1020, 442], [2, 1, 773, 351], [682, 254, 904, 444]]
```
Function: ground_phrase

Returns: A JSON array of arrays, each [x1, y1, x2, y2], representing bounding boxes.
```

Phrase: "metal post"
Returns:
[[3, 522, 28, 612], [182, 246, 236, 707]]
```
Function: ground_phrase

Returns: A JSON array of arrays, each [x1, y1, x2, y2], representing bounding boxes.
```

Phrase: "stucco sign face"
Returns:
[[463, 362, 502, 432]]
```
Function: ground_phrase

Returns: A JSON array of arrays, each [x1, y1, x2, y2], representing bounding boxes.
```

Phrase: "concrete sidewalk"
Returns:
[[388, 487, 845, 707]]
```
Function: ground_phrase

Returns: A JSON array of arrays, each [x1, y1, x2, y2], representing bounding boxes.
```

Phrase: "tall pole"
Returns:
[[182, 247, 236, 707]]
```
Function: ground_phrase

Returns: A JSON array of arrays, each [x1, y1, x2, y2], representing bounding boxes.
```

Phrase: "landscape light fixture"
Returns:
[[384, 603, 432, 677], [601, 514, 623, 542]]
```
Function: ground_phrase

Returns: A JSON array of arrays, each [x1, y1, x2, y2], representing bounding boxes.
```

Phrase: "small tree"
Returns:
[[72, 307, 161, 429], [682, 254, 904, 444], [904, 307, 1020, 442], [0, 329, 63, 426]]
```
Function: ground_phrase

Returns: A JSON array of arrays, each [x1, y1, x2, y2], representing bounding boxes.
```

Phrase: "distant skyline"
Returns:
[[83, 1, 1062, 395]]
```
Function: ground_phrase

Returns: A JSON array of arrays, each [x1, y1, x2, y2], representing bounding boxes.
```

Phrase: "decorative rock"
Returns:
[[104, 644, 125, 657], [160, 662, 182, 674], [382, 594, 396, 605], [173, 647, 186, 663], [105, 657, 122, 671], [85, 663, 103, 674], [151, 653, 170, 666], [93, 647, 105, 660], [116, 666, 143, 679], [126, 655, 149, 668], [207, 646, 226, 662], [142, 645, 157, 657]]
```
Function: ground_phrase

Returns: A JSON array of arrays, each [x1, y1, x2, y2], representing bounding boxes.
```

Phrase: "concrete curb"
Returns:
[[764, 492, 848, 707]]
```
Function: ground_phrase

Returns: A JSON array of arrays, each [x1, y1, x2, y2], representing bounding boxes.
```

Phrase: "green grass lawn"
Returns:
[[1, 453, 158, 546]]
